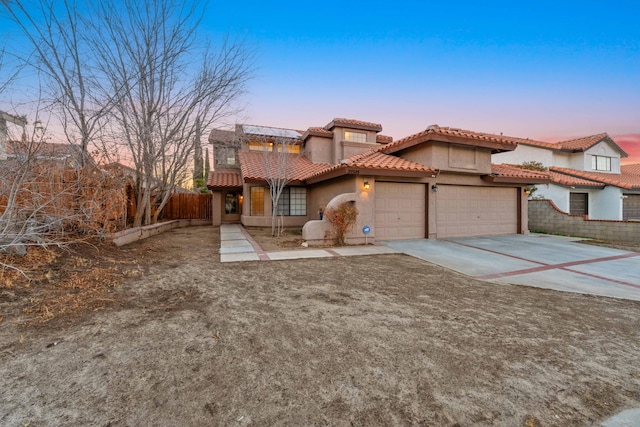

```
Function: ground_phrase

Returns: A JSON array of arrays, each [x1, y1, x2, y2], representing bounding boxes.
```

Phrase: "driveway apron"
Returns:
[[383, 234, 640, 301]]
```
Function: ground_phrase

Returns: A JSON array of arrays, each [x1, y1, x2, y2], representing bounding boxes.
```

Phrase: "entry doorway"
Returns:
[[222, 190, 242, 222]]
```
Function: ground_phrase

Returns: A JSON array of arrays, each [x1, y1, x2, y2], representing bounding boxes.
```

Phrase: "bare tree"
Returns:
[[1, 0, 108, 164], [91, 0, 251, 226], [256, 133, 301, 237]]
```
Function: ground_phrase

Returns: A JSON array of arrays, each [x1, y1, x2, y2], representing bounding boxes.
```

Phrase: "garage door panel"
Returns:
[[437, 186, 517, 238], [375, 182, 425, 240]]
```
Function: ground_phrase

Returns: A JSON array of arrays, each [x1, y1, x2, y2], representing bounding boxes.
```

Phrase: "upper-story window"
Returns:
[[214, 146, 236, 166], [591, 155, 611, 171], [277, 143, 301, 154], [249, 141, 273, 152], [344, 131, 367, 143]]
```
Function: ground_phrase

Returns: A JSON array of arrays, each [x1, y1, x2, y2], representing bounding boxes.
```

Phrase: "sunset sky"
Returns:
[[2, 1, 639, 162], [205, 0, 640, 162]]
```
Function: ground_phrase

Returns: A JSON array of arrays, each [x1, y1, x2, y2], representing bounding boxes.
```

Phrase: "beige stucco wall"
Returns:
[[401, 142, 492, 174], [211, 191, 222, 226], [303, 175, 375, 245], [304, 136, 333, 164]]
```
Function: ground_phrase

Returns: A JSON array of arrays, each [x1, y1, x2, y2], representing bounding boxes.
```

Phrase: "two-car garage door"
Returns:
[[436, 185, 518, 238], [375, 182, 518, 240]]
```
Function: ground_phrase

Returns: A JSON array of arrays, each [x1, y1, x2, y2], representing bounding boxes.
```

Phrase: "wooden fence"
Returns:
[[160, 193, 212, 220]]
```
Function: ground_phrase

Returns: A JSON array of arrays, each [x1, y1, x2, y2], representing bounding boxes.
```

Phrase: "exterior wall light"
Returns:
[[431, 184, 438, 192], [524, 189, 531, 195], [363, 181, 370, 190]]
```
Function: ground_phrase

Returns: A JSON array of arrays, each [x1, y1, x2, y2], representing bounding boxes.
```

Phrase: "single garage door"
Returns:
[[375, 182, 425, 240], [623, 194, 640, 220], [436, 186, 518, 238]]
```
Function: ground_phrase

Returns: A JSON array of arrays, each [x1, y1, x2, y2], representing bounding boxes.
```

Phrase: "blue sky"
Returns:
[[204, 0, 640, 146]]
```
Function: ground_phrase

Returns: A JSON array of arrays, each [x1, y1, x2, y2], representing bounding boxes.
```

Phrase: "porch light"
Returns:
[[524, 189, 531, 195], [431, 184, 438, 192], [363, 181, 370, 190]]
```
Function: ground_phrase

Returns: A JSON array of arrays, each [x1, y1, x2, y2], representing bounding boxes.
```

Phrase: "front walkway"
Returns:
[[219, 224, 398, 262]]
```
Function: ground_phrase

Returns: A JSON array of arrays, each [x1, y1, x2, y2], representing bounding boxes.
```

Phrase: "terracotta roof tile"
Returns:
[[490, 164, 550, 180], [506, 132, 628, 157], [549, 171, 605, 188], [556, 133, 609, 151], [302, 127, 333, 139], [305, 149, 435, 180], [621, 163, 640, 176], [324, 118, 382, 132], [238, 151, 333, 182], [380, 124, 518, 154], [549, 167, 640, 190], [376, 134, 393, 144], [206, 170, 243, 188]]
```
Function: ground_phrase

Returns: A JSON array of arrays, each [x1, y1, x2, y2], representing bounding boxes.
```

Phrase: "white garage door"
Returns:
[[375, 182, 425, 240], [436, 186, 518, 238]]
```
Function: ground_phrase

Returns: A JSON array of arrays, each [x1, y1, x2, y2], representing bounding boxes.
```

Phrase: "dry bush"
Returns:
[[324, 202, 358, 246]]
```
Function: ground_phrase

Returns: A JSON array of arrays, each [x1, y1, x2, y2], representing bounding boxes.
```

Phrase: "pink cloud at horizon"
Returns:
[[614, 134, 640, 165]]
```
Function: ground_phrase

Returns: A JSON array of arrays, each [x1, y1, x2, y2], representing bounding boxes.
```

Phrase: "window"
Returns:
[[214, 146, 236, 166], [591, 155, 611, 171], [250, 187, 265, 215], [569, 193, 588, 215], [344, 131, 366, 143], [249, 141, 273, 152], [276, 187, 306, 216], [277, 143, 301, 154]]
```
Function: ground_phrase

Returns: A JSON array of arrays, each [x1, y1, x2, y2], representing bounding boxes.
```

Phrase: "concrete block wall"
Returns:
[[529, 199, 640, 243]]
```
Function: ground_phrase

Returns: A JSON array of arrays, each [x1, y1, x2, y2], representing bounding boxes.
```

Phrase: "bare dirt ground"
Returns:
[[1, 226, 639, 426]]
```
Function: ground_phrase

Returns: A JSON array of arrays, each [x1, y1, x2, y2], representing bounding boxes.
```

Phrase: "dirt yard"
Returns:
[[1, 226, 639, 426]]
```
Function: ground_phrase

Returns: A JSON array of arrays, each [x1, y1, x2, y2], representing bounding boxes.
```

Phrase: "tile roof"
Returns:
[[549, 167, 640, 190], [206, 170, 243, 188], [305, 149, 436, 180], [507, 132, 628, 157], [490, 164, 550, 181], [376, 134, 393, 144], [302, 127, 334, 139], [549, 171, 605, 188], [324, 118, 383, 132], [622, 163, 640, 176], [380, 124, 519, 154], [238, 151, 333, 183]]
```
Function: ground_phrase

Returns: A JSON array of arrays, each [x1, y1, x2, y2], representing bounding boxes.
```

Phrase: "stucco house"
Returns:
[[207, 119, 549, 244], [492, 134, 640, 220]]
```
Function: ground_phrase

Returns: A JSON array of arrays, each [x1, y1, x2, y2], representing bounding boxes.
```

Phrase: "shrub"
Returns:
[[324, 202, 358, 246]]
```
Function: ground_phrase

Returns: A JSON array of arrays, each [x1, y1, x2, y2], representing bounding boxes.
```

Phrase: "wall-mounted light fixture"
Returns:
[[524, 188, 531, 195], [431, 184, 438, 192], [363, 181, 370, 190]]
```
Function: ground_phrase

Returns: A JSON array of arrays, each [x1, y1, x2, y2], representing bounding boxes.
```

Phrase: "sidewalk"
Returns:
[[219, 224, 398, 262]]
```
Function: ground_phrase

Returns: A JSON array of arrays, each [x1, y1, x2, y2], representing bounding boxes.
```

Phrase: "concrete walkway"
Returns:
[[219, 224, 399, 262]]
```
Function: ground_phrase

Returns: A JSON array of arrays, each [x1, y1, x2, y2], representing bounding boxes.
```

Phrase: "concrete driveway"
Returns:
[[383, 234, 640, 301]]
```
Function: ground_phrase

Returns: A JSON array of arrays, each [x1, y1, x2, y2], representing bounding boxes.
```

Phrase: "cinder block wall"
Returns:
[[529, 199, 640, 243]]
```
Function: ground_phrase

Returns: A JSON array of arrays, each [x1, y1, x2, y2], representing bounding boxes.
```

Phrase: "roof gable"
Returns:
[[380, 125, 518, 155]]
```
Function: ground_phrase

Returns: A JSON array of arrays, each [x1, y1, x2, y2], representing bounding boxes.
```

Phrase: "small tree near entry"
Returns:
[[255, 134, 300, 237], [519, 161, 548, 199], [324, 202, 358, 246]]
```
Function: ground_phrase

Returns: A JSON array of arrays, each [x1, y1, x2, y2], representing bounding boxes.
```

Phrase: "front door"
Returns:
[[222, 191, 242, 222]]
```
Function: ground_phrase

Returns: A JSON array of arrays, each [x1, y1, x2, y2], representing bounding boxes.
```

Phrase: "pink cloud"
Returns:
[[613, 134, 640, 165]]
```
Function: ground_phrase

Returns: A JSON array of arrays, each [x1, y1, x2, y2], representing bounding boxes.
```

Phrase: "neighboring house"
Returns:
[[208, 119, 548, 244], [492, 134, 640, 220]]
